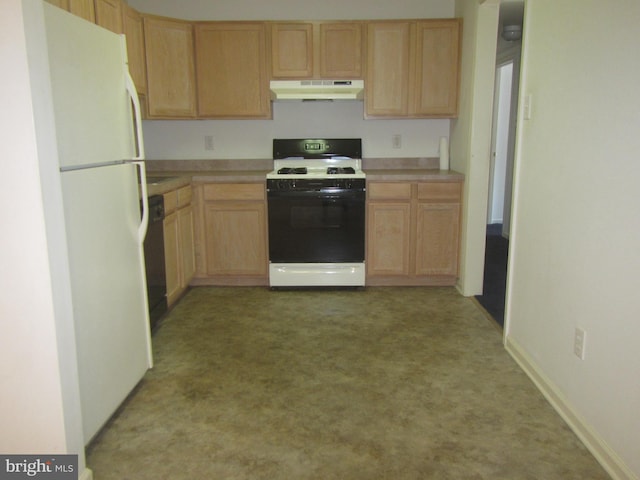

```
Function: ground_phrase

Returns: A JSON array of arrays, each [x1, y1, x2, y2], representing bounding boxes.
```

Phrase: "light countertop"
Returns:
[[143, 157, 464, 196]]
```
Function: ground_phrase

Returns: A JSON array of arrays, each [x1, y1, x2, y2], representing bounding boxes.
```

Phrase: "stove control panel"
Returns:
[[267, 178, 365, 192]]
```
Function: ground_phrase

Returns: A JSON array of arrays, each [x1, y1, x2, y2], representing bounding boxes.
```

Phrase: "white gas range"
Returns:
[[266, 139, 366, 287]]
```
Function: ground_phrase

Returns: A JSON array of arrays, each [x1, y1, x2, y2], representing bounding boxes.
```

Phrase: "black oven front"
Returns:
[[267, 178, 366, 263]]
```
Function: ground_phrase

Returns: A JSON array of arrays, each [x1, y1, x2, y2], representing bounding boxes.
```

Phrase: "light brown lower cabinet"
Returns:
[[366, 180, 462, 285], [193, 182, 268, 285], [163, 185, 195, 306]]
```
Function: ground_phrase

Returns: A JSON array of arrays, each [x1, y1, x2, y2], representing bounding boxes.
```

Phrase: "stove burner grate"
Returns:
[[277, 167, 308, 175], [327, 167, 356, 175]]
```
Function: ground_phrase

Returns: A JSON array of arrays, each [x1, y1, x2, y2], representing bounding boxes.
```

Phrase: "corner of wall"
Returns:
[[79, 467, 94, 480], [505, 336, 638, 480]]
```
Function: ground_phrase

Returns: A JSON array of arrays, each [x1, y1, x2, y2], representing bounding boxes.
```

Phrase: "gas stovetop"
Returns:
[[277, 166, 357, 175], [267, 138, 365, 179]]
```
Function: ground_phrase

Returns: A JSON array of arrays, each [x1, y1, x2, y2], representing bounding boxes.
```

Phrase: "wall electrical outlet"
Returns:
[[392, 134, 402, 149], [574, 327, 586, 360], [204, 135, 215, 151]]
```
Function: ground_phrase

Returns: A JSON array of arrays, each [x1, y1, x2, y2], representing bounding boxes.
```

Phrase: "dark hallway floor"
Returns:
[[475, 224, 509, 328]]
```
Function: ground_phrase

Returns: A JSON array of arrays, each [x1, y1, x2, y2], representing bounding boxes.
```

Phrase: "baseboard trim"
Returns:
[[505, 336, 638, 480], [79, 467, 93, 480]]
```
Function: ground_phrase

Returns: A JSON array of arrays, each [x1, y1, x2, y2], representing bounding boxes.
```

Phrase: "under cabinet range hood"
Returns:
[[270, 79, 364, 101]]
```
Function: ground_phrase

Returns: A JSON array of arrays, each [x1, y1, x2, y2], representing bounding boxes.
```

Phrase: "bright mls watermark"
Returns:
[[0, 455, 77, 479]]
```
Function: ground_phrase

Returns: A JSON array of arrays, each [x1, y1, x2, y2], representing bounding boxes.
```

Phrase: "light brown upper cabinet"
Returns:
[[195, 22, 271, 119], [122, 4, 147, 96], [319, 22, 364, 78], [45, 0, 69, 10], [45, 0, 95, 22], [94, 0, 122, 34], [271, 23, 314, 78], [366, 19, 461, 118], [365, 21, 411, 117], [69, 0, 95, 22], [413, 20, 461, 117], [271, 22, 364, 79], [144, 16, 197, 118]]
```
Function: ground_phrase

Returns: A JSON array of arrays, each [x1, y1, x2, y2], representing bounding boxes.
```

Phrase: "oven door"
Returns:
[[267, 184, 365, 263]]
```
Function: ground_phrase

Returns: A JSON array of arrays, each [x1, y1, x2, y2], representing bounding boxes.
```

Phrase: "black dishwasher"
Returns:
[[143, 195, 167, 330]]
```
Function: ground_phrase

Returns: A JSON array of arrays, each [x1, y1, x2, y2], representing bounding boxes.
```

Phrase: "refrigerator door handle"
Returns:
[[125, 71, 149, 243], [136, 161, 149, 242], [125, 71, 145, 161]]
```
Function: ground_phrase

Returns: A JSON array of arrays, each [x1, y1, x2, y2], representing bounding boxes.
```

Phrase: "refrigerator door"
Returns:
[[61, 163, 151, 441], [44, 5, 135, 169], [43, 5, 152, 441]]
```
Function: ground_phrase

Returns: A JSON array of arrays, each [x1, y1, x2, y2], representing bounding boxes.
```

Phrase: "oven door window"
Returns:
[[268, 192, 365, 263]]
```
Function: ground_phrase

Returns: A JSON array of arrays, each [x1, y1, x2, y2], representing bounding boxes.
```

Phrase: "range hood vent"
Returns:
[[270, 79, 364, 101]]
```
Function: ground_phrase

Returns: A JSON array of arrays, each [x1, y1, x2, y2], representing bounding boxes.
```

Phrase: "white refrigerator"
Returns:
[[43, 4, 153, 442]]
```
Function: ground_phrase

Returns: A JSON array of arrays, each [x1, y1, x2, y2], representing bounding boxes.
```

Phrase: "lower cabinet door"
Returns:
[[415, 202, 460, 276], [163, 211, 181, 306], [178, 204, 195, 287], [366, 202, 411, 276], [204, 202, 268, 276]]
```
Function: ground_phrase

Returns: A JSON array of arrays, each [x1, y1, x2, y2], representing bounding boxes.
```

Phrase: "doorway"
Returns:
[[488, 61, 513, 232], [475, 59, 518, 328]]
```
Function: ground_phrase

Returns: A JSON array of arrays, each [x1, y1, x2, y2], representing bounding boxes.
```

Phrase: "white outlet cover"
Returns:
[[574, 327, 586, 360]]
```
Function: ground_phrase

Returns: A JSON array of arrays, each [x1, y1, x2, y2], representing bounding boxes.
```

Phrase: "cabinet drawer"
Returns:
[[417, 182, 461, 202], [368, 182, 412, 200], [203, 183, 265, 201], [177, 185, 192, 208], [163, 189, 178, 214]]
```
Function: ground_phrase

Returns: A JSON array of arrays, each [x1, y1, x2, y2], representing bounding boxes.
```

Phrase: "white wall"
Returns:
[[143, 103, 449, 159], [506, 0, 640, 477], [128, 0, 455, 161], [495, 40, 522, 238], [0, 0, 88, 475], [450, 0, 499, 296]]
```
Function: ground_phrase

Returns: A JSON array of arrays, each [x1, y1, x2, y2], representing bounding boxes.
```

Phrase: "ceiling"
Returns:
[[499, 0, 524, 27]]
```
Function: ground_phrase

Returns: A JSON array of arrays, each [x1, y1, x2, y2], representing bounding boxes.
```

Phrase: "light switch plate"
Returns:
[[523, 94, 532, 120]]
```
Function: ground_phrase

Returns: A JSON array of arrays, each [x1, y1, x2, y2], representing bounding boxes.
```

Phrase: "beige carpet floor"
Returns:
[[86, 287, 609, 479]]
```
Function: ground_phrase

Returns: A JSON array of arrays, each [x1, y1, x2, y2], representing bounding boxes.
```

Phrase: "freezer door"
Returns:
[[44, 4, 135, 168], [61, 163, 152, 442]]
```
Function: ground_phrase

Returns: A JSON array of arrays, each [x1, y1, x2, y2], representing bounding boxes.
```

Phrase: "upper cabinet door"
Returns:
[[94, 0, 123, 34], [366, 19, 461, 119], [413, 19, 461, 117], [45, 0, 69, 9], [271, 22, 364, 79], [45, 0, 95, 22], [271, 23, 313, 78], [319, 22, 363, 78], [195, 22, 271, 118], [365, 22, 411, 117], [122, 5, 147, 95], [68, 0, 95, 22], [144, 17, 197, 118]]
